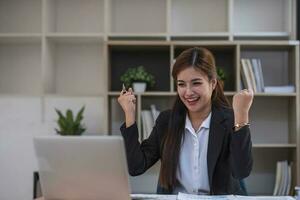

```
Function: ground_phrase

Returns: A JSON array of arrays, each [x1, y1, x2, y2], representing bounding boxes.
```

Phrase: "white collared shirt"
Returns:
[[174, 112, 211, 195]]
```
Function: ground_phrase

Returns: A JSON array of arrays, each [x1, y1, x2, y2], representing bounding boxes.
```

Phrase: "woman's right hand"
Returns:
[[118, 88, 136, 127]]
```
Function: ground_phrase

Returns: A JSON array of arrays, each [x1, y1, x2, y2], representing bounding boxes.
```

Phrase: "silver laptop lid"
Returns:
[[34, 136, 131, 200]]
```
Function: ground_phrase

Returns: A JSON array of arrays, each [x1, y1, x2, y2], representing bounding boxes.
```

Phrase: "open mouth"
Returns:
[[185, 97, 200, 105]]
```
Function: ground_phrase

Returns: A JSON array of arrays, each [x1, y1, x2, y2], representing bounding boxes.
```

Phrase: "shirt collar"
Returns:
[[185, 112, 212, 133]]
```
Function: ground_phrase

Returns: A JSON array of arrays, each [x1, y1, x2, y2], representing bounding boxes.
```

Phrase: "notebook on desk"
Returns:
[[33, 135, 131, 200]]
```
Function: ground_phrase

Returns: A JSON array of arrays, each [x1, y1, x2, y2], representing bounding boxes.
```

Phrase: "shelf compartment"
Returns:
[[245, 148, 296, 195], [174, 45, 236, 92], [109, 45, 171, 92], [44, 38, 105, 96], [233, 0, 291, 37], [240, 45, 296, 90], [249, 97, 297, 144], [171, 0, 228, 35], [0, 41, 42, 95], [141, 96, 176, 112], [45, 0, 105, 33], [109, 0, 167, 34], [0, 0, 42, 33]]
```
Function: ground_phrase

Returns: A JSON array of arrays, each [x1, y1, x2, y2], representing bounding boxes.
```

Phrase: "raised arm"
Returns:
[[230, 89, 254, 179]]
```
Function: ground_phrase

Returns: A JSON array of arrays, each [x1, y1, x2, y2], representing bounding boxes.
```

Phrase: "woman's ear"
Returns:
[[211, 79, 217, 90]]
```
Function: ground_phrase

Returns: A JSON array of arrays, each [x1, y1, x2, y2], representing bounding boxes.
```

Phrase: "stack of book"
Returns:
[[141, 104, 160, 139], [273, 160, 292, 196], [240, 58, 265, 93]]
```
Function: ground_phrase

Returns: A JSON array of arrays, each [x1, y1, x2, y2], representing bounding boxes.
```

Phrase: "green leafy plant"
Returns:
[[55, 106, 86, 136], [120, 66, 155, 88], [217, 67, 226, 82]]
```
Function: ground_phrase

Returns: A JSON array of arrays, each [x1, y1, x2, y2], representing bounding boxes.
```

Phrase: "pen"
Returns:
[[122, 83, 127, 94]]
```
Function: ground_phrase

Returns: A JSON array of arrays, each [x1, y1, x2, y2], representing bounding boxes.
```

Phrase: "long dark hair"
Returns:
[[159, 47, 230, 190]]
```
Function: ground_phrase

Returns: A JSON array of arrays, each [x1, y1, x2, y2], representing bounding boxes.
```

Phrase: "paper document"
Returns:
[[131, 194, 177, 200], [234, 196, 295, 200], [131, 193, 295, 200], [177, 192, 235, 200]]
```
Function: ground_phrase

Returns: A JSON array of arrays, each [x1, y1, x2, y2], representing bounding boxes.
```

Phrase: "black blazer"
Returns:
[[120, 105, 253, 195]]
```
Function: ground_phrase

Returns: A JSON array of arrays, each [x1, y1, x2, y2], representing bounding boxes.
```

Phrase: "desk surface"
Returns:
[[35, 195, 296, 200]]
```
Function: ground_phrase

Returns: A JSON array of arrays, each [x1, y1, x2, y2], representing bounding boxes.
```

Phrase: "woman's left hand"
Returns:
[[232, 89, 254, 124]]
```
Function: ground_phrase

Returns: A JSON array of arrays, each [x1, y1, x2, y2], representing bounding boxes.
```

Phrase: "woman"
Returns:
[[118, 47, 253, 195]]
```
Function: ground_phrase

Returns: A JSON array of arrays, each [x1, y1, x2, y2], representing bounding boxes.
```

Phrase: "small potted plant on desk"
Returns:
[[55, 106, 86, 136], [120, 66, 155, 93]]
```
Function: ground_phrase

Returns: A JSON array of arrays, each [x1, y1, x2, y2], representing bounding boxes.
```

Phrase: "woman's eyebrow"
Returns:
[[191, 78, 202, 82], [177, 78, 203, 82]]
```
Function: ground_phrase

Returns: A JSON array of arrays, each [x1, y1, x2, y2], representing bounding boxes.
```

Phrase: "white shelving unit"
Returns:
[[0, 0, 298, 199]]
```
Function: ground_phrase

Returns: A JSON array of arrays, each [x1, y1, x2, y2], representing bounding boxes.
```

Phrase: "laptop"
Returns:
[[33, 135, 131, 200]]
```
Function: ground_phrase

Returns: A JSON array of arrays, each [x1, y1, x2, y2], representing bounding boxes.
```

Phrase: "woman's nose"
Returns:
[[185, 85, 194, 95]]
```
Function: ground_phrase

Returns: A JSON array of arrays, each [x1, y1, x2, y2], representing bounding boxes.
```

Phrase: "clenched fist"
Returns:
[[118, 88, 136, 127], [232, 89, 254, 127]]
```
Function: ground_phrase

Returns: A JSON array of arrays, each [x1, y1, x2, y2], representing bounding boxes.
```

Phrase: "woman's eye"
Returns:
[[193, 82, 202, 85], [177, 83, 185, 87]]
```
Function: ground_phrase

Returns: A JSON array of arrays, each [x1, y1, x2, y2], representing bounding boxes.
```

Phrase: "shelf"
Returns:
[[249, 97, 297, 144], [0, 41, 42, 95], [46, 33, 104, 44], [246, 148, 295, 195], [170, 32, 230, 41], [233, 0, 291, 36], [233, 32, 290, 40], [109, 0, 167, 34], [109, 45, 171, 92], [0, 34, 42, 44], [254, 93, 296, 97], [253, 144, 297, 148], [171, 0, 228, 34], [0, 0, 42, 33], [240, 46, 296, 88], [45, 0, 105, 33], [44, 38, 105, 96]]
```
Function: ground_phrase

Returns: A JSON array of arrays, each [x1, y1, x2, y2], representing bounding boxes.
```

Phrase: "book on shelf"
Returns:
[[141, 104, 160, 139], [273, 160, 292, 196], [251, 59, 264, 92], [240, 58, 265, 93], [245, 59, 257, 93], [141, 110, 154, 139], [264, 85, 295, 93], [241, 59, 253, 91], [150, 104, 160, 122]]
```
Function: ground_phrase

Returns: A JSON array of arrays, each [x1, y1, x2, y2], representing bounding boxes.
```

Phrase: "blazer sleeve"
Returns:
[[230, 125, 253, 179], [120, 110, 169, 176]]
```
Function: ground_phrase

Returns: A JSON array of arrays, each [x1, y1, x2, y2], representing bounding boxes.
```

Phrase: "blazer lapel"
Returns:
[[207, 106, 228, 189]]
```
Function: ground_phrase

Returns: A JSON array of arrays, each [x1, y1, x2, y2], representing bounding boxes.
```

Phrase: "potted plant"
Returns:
[[120, 66, 155, 93], [55, 106, 86, 136], [217, 67, 226, 89]]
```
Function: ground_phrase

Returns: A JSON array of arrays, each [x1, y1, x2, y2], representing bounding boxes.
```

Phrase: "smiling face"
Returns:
[[177, 66, 216, 115]]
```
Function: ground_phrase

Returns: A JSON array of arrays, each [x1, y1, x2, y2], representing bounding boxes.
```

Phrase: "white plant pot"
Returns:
[[133, 82, 146, 93]]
